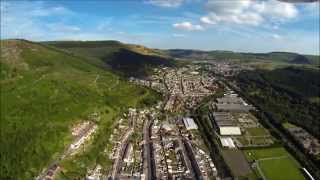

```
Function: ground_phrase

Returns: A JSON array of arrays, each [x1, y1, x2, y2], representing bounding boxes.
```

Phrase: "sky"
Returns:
[[1, 0, 319, 55]]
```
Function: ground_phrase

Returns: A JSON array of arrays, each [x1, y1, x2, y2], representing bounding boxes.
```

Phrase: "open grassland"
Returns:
[[244, 147, 305, 180], [244, 147, 290, 161], [0, 40, 161, 179], [246, 127, 269, 136]]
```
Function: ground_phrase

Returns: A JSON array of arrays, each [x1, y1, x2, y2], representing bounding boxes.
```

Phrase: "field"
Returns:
[[246, 127, 269, 136], [244, 147, 305, 180]]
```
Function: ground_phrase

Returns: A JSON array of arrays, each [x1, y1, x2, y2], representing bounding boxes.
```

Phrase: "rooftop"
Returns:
[[183, 117, 198, 130]]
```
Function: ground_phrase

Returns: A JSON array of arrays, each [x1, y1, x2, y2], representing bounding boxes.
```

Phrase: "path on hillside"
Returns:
[[142, 116, 156, 180]]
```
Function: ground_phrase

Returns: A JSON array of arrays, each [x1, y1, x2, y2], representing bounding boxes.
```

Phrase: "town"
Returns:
[[37, 63, 317, 180], [108, 64, 315, 180]]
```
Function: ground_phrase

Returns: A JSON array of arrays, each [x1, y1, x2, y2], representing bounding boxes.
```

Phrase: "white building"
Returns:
[[219, 126, 241, 136], [183, 117, 198, 130], [212, 112, 241, 136], [220, 137, 236, 148]]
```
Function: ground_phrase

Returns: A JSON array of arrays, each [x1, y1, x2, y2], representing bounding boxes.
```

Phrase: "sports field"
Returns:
[[244, 147, 305, 180]]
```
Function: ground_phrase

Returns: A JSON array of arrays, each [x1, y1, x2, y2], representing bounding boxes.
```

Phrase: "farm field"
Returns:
[[244, 147, 305, 180]]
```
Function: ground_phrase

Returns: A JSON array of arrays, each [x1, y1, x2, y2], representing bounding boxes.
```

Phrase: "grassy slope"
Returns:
[[0, 40, 160, 179]]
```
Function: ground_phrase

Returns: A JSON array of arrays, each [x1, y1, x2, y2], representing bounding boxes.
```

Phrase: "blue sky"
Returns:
[[1, 0, 319, 54]]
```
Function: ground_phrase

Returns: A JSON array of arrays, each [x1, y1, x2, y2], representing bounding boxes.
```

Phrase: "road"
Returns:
[[142, 116, 156, 180], [111, 127, 133, 179], [177, 137, 194, 176], [182, 138, 204, 180]]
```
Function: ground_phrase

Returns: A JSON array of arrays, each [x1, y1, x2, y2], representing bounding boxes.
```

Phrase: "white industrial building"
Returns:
[[183, 117, 198, 130], [211, 112, 242, 136], [220, 137, 236, 148], [215, 95, 255, 112], [219, 127, 241, 136]]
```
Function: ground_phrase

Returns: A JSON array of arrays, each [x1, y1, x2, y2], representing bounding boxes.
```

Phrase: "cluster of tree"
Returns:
[[236, 67, 320, 139]]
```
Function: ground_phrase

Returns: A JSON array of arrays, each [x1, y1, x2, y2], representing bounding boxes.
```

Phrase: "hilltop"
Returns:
[[165, 49, 320, 65], [44, 40, 174, 77], [0, 39, 161, 179]]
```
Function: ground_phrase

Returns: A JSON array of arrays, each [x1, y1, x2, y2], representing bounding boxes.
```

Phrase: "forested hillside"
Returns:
[[45, 41, 174, 77], [0, 40, 161, 179], [236, 67, 320, 138]]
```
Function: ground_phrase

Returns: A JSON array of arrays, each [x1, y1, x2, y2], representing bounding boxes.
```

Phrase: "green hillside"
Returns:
[[236, 67, 320, 138], [0, 39, 161, 179], [44, 41, 174, 77]]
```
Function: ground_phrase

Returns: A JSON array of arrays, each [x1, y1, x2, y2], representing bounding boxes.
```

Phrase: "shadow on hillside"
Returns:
[[103, 48, 173, 77]]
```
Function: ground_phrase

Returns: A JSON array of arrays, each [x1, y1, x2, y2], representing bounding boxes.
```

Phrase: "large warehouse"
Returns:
[[211, 112, 241, 136], [215, 96, 255, 112]]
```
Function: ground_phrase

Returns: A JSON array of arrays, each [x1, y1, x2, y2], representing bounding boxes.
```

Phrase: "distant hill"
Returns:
[[165, 49, 320, 65], [44, 41, 174, 77], [289, 55, 312, 64], [0, 39, 161, 179]]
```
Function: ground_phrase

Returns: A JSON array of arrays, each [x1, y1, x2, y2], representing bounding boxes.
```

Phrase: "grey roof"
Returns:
[[216, 104, 254, 112], [212, 112, 237, 126], [216, 97, 243, 104]]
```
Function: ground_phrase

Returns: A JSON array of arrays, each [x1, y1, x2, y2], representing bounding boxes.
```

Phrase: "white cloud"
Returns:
[[172, 33, 186, 37], [47, 23, 81, 33], [205, 0, 251, 15], [97, 18, 113, 31], [253, 0, 298, 19], [146, 0, 184, 7], [272, 33, 282, 39], [201, 12, 264, 26], [173, 21, 204, 31], [200, 0, 298, 26]]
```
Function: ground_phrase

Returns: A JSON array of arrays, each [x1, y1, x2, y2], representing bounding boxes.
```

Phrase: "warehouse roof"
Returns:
[[217, 97, 243, 104], [183, 117, 198, 130], [220, 137, 236, 148], [216, 104, 254, 112], [220, 126, 241, 135]]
